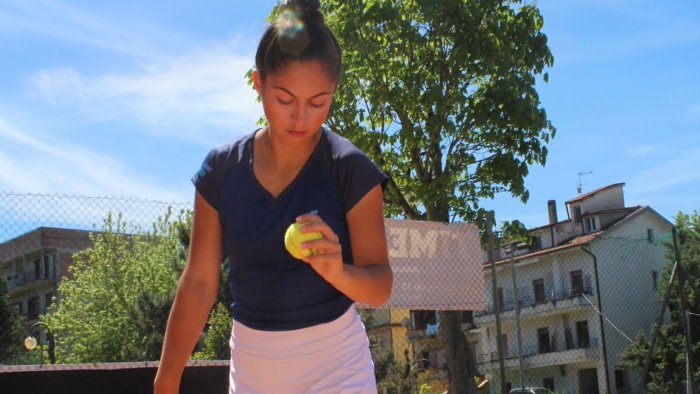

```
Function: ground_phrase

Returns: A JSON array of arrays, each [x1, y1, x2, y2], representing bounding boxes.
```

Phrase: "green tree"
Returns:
[[326, 1, 553, 392], [43, 210, 188, 363], [0, 276, 24, 363], [264, 1, 554, 391], [124, 292, 174, 361], [623, 210, 700, 393], [192, 302, 233, 360], [374, 349, 415, 394]]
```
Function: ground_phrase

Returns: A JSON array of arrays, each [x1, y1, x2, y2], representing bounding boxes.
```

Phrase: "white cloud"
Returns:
[[0, 117, 186, 202], [28, 42, 263, 144], [0, 0, 185, 59]]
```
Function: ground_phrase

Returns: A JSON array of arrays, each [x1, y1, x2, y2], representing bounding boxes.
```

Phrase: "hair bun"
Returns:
[[279, 0, 321, 12]]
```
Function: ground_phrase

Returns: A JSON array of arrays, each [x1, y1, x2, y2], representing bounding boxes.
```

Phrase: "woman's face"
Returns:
[[253, 60, 336, 144]]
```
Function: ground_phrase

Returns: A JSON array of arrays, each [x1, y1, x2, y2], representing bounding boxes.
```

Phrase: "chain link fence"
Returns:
[[1, 191, 697, 394]]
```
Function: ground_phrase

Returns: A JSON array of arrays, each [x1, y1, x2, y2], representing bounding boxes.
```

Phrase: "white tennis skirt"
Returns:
[[229, 305, 377, 394]]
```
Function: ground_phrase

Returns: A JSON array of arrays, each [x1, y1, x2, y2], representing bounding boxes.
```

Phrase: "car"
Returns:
[[508, 387, 553, 394]]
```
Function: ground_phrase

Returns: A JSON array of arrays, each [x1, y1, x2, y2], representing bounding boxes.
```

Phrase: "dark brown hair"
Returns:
[[255, 0, 342, 82]]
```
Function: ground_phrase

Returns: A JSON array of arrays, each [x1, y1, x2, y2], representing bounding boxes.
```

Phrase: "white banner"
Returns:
[[360, 219, 486, 310]]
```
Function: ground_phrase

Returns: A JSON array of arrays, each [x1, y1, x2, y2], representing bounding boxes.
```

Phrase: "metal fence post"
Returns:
[[508, 244, 525, 392], [673, 227, 697, 394], [487, 211, 507, 394], [581, 246, 610, 394]]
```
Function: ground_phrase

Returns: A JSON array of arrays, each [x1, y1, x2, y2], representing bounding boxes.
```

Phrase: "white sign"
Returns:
[[362, 219, 486, 310]]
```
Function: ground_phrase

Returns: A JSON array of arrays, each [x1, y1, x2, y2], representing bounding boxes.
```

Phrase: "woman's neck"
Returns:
[[260, 126, 320, 169]]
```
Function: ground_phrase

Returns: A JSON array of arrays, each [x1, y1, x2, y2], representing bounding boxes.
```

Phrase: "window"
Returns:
[[497, 287, 505, 311], [585, 217, 597, 232], [615, 369, 628, 389], [576, 320, 590, 348], [530, 235, 542, 251], [573, 206, 583, 224], [647, 228, 655, 243], [16, 301, 23, 315], [458, 310, 473, 326], [43, 255, 51, 279], [543, 377, 555, 391], [412, 310, 437, 331], [571, 270, 583, 296], [28, 297, 39, 320], [652, 271, 658, 290], [538, 327, 551, 353], [500, 334, 509, 358], [34, 258, 41, 280], [533, 279, 546, 303]]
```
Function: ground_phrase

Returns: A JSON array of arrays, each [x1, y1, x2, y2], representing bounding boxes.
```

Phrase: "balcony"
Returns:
[[474, 277, 594, 325], [6, 271, 54, 294], [478, 337, 600, 370]]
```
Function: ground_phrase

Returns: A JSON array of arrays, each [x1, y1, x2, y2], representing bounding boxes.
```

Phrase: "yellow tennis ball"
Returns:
[[284, 222, 322, 260]]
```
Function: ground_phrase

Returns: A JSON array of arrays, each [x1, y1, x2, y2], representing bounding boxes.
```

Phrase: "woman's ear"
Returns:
[[252, 69, 263, 96]]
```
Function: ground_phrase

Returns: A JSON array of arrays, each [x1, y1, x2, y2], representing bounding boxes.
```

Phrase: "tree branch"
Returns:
[[386, 176, 421, 220]]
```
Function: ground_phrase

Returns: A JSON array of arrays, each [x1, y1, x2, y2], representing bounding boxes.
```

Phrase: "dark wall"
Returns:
[[0, 364, 229, 394]]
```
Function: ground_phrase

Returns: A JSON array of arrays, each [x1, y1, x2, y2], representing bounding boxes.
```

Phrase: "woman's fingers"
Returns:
[[296, 214, 339, 243], [301, 237, 341, 253]]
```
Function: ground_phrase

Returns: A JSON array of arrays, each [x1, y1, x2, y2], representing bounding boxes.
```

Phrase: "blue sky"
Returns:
[[1, 0, 698, 230]]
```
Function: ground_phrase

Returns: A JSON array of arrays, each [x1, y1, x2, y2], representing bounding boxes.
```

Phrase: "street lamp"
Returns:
[[23, 321, 55, 365]]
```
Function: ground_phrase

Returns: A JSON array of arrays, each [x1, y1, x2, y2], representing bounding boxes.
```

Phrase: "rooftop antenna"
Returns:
[[577, 171, 593, 194]]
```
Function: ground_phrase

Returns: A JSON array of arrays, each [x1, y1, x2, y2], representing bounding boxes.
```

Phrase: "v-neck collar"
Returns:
[[249, 128, 326, 202]]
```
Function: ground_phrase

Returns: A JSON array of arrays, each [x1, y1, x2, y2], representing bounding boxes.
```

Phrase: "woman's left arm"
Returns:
[[298, 184, 392, 307]]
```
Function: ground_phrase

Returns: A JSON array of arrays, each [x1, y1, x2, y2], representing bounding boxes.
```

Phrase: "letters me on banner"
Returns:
[[360, 219, 486, 311]]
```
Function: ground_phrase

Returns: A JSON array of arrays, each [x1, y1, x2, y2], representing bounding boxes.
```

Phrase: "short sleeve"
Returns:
[[191, 148, 223, 210], [340, 152, 389, 213]]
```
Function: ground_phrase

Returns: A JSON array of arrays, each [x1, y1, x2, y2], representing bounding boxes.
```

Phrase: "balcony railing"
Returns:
[[6, 271, 52, 291], [475, 275, 593, 317], [478, 337, 599, 363]]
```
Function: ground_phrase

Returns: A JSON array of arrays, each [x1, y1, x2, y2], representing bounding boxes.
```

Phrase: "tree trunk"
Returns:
[[439, 311, 478, 394], [428, 205, 477, 394]]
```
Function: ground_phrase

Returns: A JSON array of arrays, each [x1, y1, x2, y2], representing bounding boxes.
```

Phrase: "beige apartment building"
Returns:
[[474, 183, 673, 393], [0, 227, 93, 325]]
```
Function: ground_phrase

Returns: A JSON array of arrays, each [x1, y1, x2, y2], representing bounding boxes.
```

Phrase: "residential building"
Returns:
[[363, 308, 477, 385], [473, 183, 672, 393], [394, 310, 476, 370], [363, 308, 413, 362], [0, 227, 93, 327]]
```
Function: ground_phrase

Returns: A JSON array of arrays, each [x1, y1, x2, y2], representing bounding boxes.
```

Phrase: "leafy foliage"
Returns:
[[124, 292, 174, 361], [43, 210, 187, 363], [623, 210, 700, 392], [374, 349, 415, 394], [323, 0, 554, 225], [192, 302, 233, 360], [0, 276, 24, 363], [40, 207, 235, 363]]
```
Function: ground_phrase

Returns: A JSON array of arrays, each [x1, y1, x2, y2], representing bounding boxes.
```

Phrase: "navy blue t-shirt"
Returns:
[[192, 127, 388, 330]]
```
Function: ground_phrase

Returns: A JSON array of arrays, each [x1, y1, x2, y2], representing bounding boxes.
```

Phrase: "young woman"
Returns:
[[154, 1, 392, 393]]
